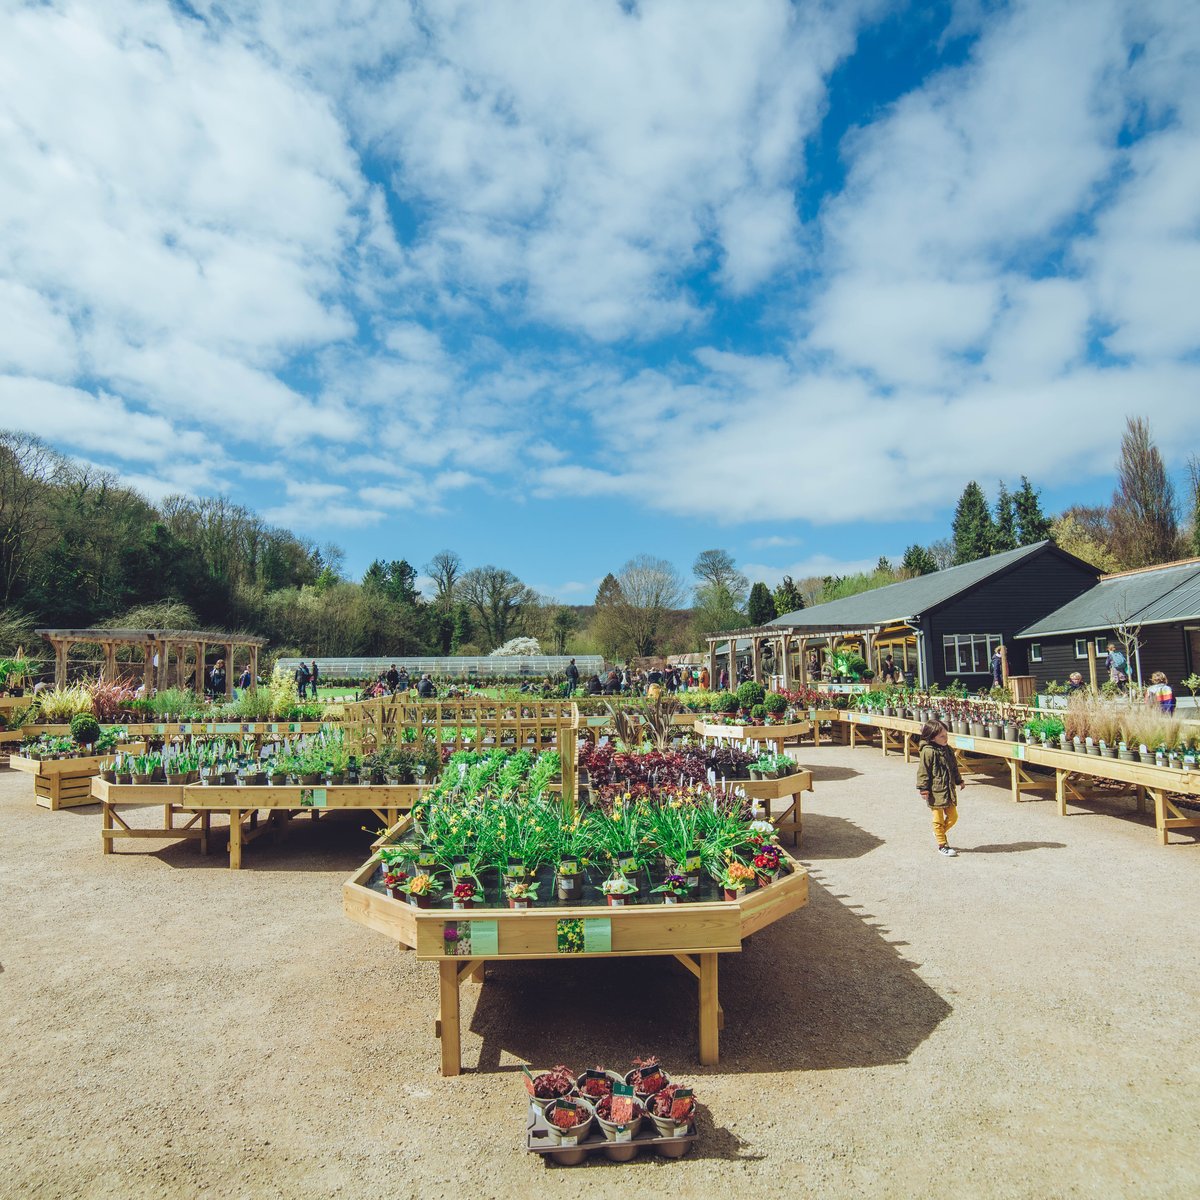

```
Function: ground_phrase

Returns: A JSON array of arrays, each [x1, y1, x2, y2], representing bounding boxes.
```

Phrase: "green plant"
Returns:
[[36, 685, 94, 722], [69, 712, 101, 747], [736, 681, 766, 709], [749, 704, 767, 721], [711, 691, 739, 715], [1182, 674, 1200, 700], [1042, 679, 1066, 697], [763, 692, 787, 715]]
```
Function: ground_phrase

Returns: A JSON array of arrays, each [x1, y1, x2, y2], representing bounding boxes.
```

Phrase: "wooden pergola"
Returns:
[[706, 620, 923, 691], [38, 628, 267, 696]]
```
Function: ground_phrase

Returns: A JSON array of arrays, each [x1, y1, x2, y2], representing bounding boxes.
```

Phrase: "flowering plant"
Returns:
[[601, 874, 637, 896], [651, 873, 689, 897], [401, 873, 436, 897], [719, 862, 756, 892], [505, 879, 540, 900], [752, 845, 782, 873], [383, 870, 409, 890], [452, 880, 477, 901]]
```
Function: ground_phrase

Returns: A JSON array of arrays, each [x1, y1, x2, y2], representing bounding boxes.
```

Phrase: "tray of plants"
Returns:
[[523, 1059, 697, 1166]]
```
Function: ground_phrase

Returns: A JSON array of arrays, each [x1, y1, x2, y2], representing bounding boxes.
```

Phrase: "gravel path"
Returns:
[[2, 744, 1198, 1199]]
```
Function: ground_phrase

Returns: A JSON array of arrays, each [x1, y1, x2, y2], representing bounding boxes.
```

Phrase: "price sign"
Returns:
[[609, 1083, 633, 1124]]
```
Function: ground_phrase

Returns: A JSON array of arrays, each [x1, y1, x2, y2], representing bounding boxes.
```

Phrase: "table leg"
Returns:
[[439, 959, 462, 1075], [200, 810, 210, 855], [1009, 760, 1020, 803], [229, 808, 242, 870], [1151, 790, 1168, 846], [102, 801, 113, 854], [1056, 770, 1067, 816], [698, 953, 719, 1066]]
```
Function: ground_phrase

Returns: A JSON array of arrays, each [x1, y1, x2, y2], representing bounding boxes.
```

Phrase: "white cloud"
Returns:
[[750, 535, 802, 549]]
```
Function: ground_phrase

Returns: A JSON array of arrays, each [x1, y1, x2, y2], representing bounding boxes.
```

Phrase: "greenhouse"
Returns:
[[274, 655, 604, 679]]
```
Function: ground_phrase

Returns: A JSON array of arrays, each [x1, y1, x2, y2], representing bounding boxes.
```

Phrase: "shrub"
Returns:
[[736, 681, 766, 709], [750, 704, 767, 721], [37, 685, 94, 722], [711, 691, 738, 714], [269, 669, 300, 719], [763, 692, 787, 715], [70, 713, 101, 746]]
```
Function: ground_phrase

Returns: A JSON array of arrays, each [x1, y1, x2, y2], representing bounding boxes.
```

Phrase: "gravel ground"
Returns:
[[2, 744, 1198, 1200]]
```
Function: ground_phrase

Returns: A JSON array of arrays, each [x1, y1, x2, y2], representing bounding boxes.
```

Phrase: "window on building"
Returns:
[[1096, 636, 1109, 655], [942, 634, 1002, 675], [1029, 643, 1042, 662], [1074, 638, 1089, 659]]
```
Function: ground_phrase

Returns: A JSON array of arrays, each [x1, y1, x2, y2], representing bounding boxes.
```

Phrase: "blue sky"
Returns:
[[2, 0, 1198, 602]]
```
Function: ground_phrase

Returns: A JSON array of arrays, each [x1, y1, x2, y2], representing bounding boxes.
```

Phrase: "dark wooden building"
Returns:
[[1015, 558, 1200, 688], [714, 541, 1100, 691]]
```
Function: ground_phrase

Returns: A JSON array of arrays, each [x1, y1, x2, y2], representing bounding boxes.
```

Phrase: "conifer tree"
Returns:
[[951, 482, 995, 564], [747, 581, 777, 626], [901, 544, 938, 575], [1013, 475, 1051, 545], [993, 482, 1018, 552], [773, 575, 804, 614]]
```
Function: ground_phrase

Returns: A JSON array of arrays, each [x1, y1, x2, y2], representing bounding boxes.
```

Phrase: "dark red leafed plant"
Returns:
[[580, 1069, 613, 1099], [649, 1083, 694, 1119], [548, 1105, 582, 1130], [628, 1056, 666, 1096], [533, 1065, 576, 1099], [596, 1094, 643, 1121]]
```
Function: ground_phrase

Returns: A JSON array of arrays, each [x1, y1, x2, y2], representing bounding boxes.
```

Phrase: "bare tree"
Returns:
[[599, 555, 686, 658], [0, 431, 62, 603], [1110, 416, 1179, 568], [1106, 594, 1145, 689], [692, 548, 748, 606], [458, 565, 538, 649], [425, 549, 462, 608]]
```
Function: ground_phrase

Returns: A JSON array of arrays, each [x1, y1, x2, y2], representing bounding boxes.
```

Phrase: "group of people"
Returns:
[[293, 660, 320, 699], [204, 658, 254, 698], [567, 659, 712, 697], [360, 665, 437, 699]]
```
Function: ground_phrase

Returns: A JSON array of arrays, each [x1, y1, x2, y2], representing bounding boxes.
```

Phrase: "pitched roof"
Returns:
[[1016, 560, 1200, 638], [764, 542, 1061, 633]]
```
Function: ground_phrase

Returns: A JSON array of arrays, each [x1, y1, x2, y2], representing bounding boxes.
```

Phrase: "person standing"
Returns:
[[565, 658, 580, 691], [294, 660, 310, 700], [1104, 642, 1128, 690], [916, 719, 966, 857], [209, 658, 226, 698], [416, 672, 436, 698], [310, 661, 320, 699], [990, 645, 1005, 687], [880, 653, 900, 684], [1145, 672, 1175, 713]]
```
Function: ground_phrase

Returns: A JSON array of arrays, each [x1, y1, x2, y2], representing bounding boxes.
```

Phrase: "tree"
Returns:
[[1013, 476, 1051, 544], [773, 576, 804, 615], [451, 602, 474, 652], [901, 544, 938, 576], [458, 565, 538, 650], [951, 482, 995, 564], [747, 582, 777, 626], [691, 549, 748, 607], [1188, 456, 1200, 557], [1050, 508, 1120, 573], [598, 555, 686, 658], [1110, 417, 1179, 569], [993, 482, 1017, 552], [928, 539, 955, 571], [425, 550, 462, 609], [548, 605, 578, 654]]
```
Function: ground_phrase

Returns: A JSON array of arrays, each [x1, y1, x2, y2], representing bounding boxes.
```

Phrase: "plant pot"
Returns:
[[625, 1066, 671, 1100], [244, 771, 266, 786], [1118, 750, 1135, 762], [508, 898, 532, 910], [556, 872, 583, 901], [386, 885, 406, 901], [722, 887, 748, 902], [408, 894, 432, 909], [595, 1101, 645, 1159], [985, 724, 1002, 740], [1059, 739, 1072, 753], [662, 894, 681, 905], [543, 1097, 595, 1143], [1102, 746, 1118, 759], [969, 723, 986, 739], [300, 772, 323, 785], [132, 772, 154, 785], [100, 769, 116, 783], [328, 771, 346, 785], [576, 1070, 625, 1104], [165, 772, 187, 786], [648, 1104, 695, 1140], [269, 774, 287, 787], [1138, 751, 1154, 764], [1086, 745, 1100, 757], [606, 894, 635, 906], [1004, 725, 1019, 742], [451, 898, 475, 910]]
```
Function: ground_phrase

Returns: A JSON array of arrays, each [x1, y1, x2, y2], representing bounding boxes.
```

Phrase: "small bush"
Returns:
[[750, 704, 767, 720], [736, 681, 766, 709], [711, 691, 739, 714], [70, 713, 101, 746], [763, 692, 787, 714]]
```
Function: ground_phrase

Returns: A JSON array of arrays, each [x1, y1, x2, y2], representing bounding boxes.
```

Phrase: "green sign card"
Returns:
[[582, 918, 612, 953], [470, 920, 499, 956]]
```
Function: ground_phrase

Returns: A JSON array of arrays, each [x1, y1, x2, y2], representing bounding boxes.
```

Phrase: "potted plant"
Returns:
[[526, 1064, 578, 1115], [647, 1083, 696, 1139], [543, 1097, 595, 1157], [749, 703, 767, 726], [651, 874, 689, 905], [383, 869, 408, 901], [555, 855, 583, 902], [576, 1068, 624, 1102], [625, 1056, 669, 1100], [594, 1091, 644, 1156], [764, 692, 787, 721], [751, 842, 782, 886], [401, 873, 438, 909], [451, 879, 477, 910], [506, 879, 539, 910], [602, 874, 638, 906], [718, 861, 756, 901], [70, 712, 101, 750]]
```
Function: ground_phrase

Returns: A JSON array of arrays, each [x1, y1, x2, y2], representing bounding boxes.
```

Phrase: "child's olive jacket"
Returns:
[[916, 742, 963, 808]]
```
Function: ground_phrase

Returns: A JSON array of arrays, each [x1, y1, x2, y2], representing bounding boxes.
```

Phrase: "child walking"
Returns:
[[916, 719, 966, 857]]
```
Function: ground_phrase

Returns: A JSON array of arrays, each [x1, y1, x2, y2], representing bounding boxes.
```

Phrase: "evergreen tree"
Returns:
[[1189, 457, 1200, 556], [951, 482, 995, 564], [773, 575, 804, 614], [595, 573, 622, 607], [901, 544, 938, 575], [993, 482, 1017, 552], [450, 602, 473, 651], [747, 581, 777, 626], [1013, 475, 1051, 544]]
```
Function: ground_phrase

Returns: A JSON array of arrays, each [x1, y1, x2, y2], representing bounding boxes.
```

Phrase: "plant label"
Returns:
[[508, 857, 526, 879], [684, 849, 700, 872], [614, 1126, 631, 1142], [451, 856, 469, 878], [618, 852, 635, 874], [639, 1067, 664, 1094], [559, 1135, 577, 1147], [582, 918, 611, 953], [673, 1124, 690, 1138], [470, 920, 499, 955], [610, 897, 624, 906], [560, 859, 578, 876], [418, 845, 437, 868], [559, 875, 576, 892], [670, 1087, 693, 1122], [609, 1084, 633, 1124]]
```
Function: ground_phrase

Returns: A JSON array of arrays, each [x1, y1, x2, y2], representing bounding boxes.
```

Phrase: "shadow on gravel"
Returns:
[[804, 765, 863, 783], [462, 877, 950, 1081], [797, 813, 884, 860], [965, 841, 1066, 854]]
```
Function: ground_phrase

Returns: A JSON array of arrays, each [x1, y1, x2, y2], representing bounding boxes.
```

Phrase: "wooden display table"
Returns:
[[693, 720, 812, 756], [840, 711, 1200, 846], [741, 769, 813, 846], [91, 777, 426, 868], [11, 746, 146, 810], [343, 841, 809, 1076]]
